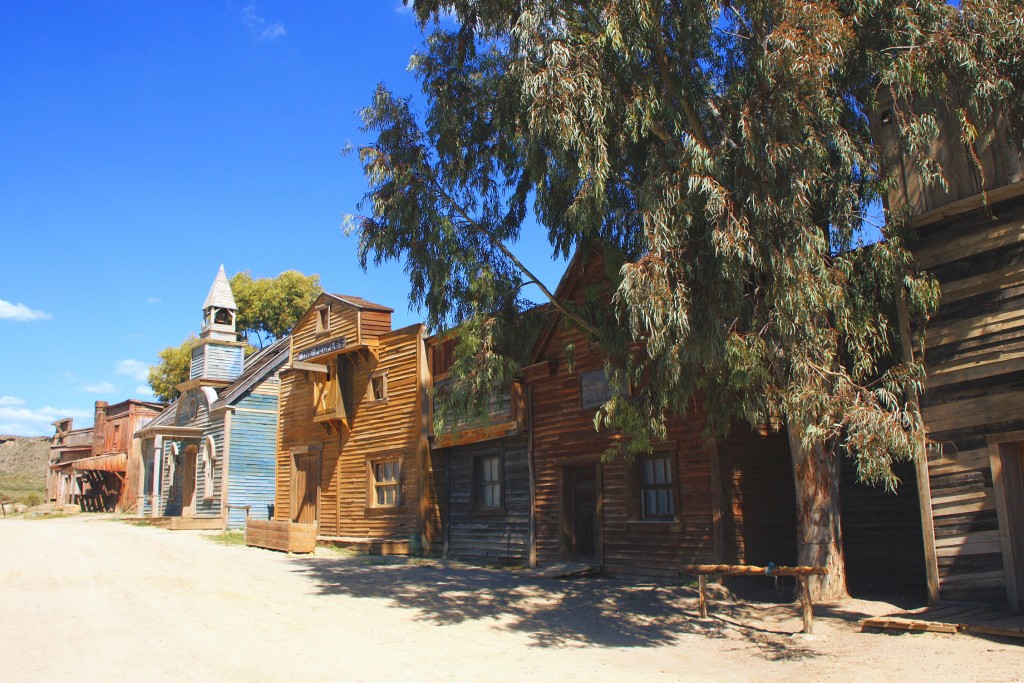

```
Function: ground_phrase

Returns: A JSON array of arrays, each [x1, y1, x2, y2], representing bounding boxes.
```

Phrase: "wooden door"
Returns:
[[292, 454, 321, 525], [181, 444, 198, 517], [992, 443, 1024, 609], [563, 464, 600, 562]]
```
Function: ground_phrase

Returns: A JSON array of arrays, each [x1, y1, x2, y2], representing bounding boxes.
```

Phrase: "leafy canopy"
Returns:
[[231, 270, 322, 348], [147, 336, 196, 404], [356, 0, 1024, 487]]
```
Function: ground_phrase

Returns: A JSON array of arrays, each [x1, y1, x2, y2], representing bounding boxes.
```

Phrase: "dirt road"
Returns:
[[0, 515, 1019, 682]]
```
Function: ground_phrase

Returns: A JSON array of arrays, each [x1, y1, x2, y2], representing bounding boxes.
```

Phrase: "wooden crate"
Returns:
[[245, 518, 317, 553]]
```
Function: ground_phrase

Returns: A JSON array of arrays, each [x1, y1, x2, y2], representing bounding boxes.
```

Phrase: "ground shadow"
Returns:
[[286, 554, 846, 659]]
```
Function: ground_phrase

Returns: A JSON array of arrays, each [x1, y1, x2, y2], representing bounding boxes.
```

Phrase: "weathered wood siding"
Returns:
[[872, 91, 1024, 218], [442, 435, 531, 564], [224, 386, 279, 527], [191, 342, 244, 382], [916, 194, 1024, 604], [718, 428, 797, 568], [527, 254, 717, 577], [193, 423, 224, 519], [276, 295, 431, 551]]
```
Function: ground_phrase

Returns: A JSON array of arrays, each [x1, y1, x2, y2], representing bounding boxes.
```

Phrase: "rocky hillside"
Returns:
[[0, 435, 50, 496]]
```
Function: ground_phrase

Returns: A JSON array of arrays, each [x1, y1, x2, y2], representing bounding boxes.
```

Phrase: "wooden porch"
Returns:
[[862, 602, 1024, 640], [147, 516, 224, 531]]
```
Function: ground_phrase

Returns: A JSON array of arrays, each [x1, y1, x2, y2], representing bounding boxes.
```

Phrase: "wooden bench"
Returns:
[[683, 564, 829, 634]]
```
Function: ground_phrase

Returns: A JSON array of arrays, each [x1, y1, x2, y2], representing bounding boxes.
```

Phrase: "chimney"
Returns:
[[93, 401, 108, 455]]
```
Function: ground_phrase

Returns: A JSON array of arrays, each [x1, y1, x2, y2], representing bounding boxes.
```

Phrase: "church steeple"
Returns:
[[201, 265, 238, 342], [188, 266, 245, 383]]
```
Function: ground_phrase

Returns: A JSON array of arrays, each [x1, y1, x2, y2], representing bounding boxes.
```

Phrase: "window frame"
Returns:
[[628, 448, 681, 524], [201, 435, 216, 500], [315, 304, 331, 336], [472, 452, 505, 513], [367, 368, 389, 404], [368, 457, 401, 509]]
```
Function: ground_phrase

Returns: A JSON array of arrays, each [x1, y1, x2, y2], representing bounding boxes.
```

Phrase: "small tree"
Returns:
[[147, 336, 195, 403], [231, 270, 322, 348]]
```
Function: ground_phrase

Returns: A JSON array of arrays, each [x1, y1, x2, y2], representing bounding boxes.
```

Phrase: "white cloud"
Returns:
[[0, 299, 51, 321], [147, 297, 161, 304], [135, 385, 156, 398], [80, 381, 116, 394], [115, 359, 151, 382], [242, 5, 286, 41], [0, 400, 92, 436]]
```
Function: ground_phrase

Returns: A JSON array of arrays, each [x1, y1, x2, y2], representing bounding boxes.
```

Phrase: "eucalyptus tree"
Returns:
[[354, 0, 1024, 598]]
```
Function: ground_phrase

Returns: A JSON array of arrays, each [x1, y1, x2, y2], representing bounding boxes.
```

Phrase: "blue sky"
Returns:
[[0, 2, 568, 435]]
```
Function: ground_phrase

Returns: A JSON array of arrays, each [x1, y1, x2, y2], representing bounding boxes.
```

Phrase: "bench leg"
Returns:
[[800, 576, 813, 634], [698, 574, 708, 618]]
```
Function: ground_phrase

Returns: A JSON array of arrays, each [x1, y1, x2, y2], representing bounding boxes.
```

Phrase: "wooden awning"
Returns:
[[71, 452, 128, 473]]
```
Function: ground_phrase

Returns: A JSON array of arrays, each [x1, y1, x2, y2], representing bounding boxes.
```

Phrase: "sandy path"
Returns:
[[0, 515, 1019, 682]]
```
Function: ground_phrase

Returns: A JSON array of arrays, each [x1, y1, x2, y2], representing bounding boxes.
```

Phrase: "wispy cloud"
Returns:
[[0, 398, 92, 436], [135, 385, 156, 398], [80, 381, 116, 394], [147, 297, 161, 304], [242, 5, 286, 41], [0, 299, 51, 321], [115, 359, 150, 382]]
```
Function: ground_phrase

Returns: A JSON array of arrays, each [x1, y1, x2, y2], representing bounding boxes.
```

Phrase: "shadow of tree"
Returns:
[[285, 554, 867, 660]]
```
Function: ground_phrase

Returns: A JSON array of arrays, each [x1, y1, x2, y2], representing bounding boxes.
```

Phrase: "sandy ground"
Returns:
[[0, 515, 1020, 683]]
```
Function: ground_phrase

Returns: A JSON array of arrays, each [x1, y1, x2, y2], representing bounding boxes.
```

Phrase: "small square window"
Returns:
[[371, 459, 400, 507], [639, 452, 675, 520]]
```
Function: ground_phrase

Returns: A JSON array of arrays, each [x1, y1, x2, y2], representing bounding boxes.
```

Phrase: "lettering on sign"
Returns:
[[580, 368, 612, 409], [296, 337, 348, 361]]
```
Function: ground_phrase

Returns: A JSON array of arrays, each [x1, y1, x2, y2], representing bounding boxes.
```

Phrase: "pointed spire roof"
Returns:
[[203, 265, 237, 310]]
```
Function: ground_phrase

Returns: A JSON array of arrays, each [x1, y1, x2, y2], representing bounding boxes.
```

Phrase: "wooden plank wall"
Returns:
[[916, 194, 1024, 604], [224, 381, 279, 527], [527, 254, 717, 578], [718, 428, 797, 568], [871, 91, 1024, 218], [442, 435, 531, 564]]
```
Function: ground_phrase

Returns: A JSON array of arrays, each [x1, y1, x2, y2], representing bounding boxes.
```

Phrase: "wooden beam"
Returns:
[[291, 361, 329, 373]]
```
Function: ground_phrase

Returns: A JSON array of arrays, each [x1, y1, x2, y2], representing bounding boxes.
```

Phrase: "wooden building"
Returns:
[[521, 251, 797, 577], [47, 400, 163, 511], [136, 266, 288, 529], [267, 292, 434, 553], [873, 92, 1024, 608], [427, 334, 530, 563]]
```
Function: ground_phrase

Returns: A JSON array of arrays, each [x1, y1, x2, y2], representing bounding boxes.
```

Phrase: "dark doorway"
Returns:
[[292, 453, 321, 525], [562, 464, 600, 562]]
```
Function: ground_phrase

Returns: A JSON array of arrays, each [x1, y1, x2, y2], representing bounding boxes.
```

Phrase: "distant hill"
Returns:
[[0, 435, 50, 502]]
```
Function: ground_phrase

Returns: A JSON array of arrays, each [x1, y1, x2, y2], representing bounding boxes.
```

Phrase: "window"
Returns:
[[580, 368, 611, 409], [474, 453, 503, 510], [368, 369, 388, 402], [371, 459, 400, 507], [315, 304, 331, 335], [639, 452, 675, 520], [201, 436, 216, 500]]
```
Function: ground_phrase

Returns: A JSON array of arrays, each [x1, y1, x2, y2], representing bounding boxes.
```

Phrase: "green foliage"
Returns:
[[205, 530, 245, 546], [148, 335, 196, 403], [231, 270, 322, 348], [355, 0, 1023, 491]]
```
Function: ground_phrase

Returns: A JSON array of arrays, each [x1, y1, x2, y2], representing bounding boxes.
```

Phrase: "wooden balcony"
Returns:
[[431, 380, 525, 449]]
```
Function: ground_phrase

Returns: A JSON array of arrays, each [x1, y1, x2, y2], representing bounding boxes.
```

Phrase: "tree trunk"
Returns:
[[787, 422, 849, 601]]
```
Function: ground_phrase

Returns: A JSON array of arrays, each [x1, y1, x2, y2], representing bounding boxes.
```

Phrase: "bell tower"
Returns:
[[188, 265, 245, 383]]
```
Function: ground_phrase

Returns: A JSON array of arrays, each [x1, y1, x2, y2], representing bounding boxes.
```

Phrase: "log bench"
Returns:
[[683, 564, 829, 634]]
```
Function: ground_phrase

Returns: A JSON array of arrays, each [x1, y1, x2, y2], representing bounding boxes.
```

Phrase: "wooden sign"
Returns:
[[296, 337, 348, 362]]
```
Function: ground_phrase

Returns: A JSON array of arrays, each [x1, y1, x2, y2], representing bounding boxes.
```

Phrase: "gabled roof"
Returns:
[[324, 293, 393, 313], [203, 265, 237, 310], [210, 336, 290, 411], [139, 335, 290, 434], [529, 247, 596, 365]]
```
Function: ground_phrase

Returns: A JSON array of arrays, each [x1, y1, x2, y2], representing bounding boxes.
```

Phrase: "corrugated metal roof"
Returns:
[[203, 265, 237, 310]]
